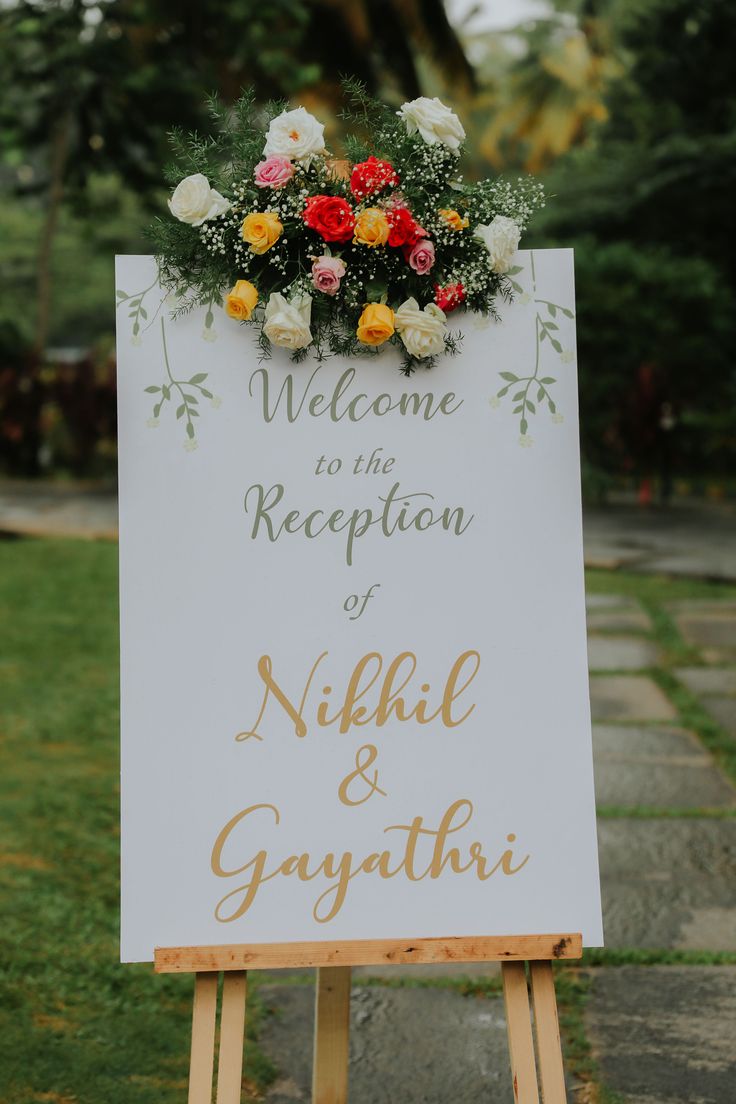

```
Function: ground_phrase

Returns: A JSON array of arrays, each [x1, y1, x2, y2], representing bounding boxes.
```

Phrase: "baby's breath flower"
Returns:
[[153, 87, 549, 381]]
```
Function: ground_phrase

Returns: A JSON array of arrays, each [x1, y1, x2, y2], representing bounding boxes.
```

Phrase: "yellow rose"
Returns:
[[356, 303, 394, 346], [353, 207, 390, 247], [241, 211, 282, 254], [225, 280, 258, 321], [439, 208, 469, 231]]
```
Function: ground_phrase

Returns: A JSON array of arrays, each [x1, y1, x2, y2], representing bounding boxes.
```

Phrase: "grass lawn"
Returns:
[[1, 538, 734, 1102], [1, 538, 192, 1103]]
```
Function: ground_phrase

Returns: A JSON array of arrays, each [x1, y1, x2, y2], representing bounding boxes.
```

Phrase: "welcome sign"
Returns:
[[116, 249, 602, 962]]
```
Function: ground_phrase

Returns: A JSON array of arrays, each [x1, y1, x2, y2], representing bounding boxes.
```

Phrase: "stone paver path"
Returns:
[[587, 967, 736, 1104], [583, 499, 736, 581], [677, 666, 736, 742], [259, 985, 518, 1104], [674, 613, 736, 651], [588, 605, 652, 632], [590, 675, 678, 722], [585, 592, 736, 1101], [593, 725, 736, 808], [598, 819, 736, 949], [670, 609, 736, 740], [674, 667, 736, 696], [0, 479, 117, 540], [669, 601, 736, 665], [588, 636, 661, 670]]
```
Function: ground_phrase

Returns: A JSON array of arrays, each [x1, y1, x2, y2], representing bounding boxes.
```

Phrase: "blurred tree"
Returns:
[[0, 0, 473, 357], [0, 0, 321, 353], [302, 0, 474, 104], [567, 239, 734, 480], [464, 0, 622, 172], [534, 0, 736, 481], [0, 0, 476, 474]]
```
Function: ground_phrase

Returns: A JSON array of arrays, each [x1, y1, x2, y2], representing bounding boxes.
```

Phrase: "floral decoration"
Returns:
[[151, 81, 545, 374]]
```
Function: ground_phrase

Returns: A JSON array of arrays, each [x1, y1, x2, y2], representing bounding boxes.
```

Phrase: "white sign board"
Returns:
[[116, 250, 602, 962]]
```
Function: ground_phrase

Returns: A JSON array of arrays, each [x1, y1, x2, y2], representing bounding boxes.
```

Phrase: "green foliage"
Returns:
[[0, 0, 321, 198], [152, 80, 543, 374], [338, 75, 397, 133], [564, 238, 735, 476], [0, 176, 150, 346], [532, 0, 736, 478]]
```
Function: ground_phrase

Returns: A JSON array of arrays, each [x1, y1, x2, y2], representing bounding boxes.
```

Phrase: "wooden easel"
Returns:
[[155, 932, 581, 1104]]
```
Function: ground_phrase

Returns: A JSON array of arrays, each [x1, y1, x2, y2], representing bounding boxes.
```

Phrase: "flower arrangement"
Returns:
[[152, 80, 545, 374]]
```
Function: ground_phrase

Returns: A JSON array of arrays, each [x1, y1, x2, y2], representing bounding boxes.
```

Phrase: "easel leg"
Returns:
[[530, 962, 567, 1104], [188, 973, 218, 1104], [502, 962, 540, 1104], [312, 965, 351, 1104], [215, 970, 247, 1104]]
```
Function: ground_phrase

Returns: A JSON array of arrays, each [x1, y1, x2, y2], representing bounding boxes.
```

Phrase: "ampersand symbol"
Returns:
[[337, 744, 388, 807]]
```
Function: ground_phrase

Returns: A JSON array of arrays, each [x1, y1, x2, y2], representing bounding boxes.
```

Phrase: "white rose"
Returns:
[[475, 215, 521, 274], [397, 97, 465, 150], [168, 173, 230, 226], [263, 292, 313, 351], [263, 107, 325, 164], [394, 298, 447, 359]]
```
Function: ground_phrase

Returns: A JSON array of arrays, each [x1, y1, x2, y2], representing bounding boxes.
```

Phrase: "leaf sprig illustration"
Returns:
[[145, 318, 215, 441], [505, 265, 526, 294], [494, 252, 575, 441], [116, 279, 162, 342], [497, 315, 559, 435]]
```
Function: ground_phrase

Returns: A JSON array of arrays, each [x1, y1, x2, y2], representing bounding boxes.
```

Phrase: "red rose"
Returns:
[[350, 155, 399, 200], [434, 282, 465, 312], [303, 195, 355, 243], [387, 206, 425, 248]]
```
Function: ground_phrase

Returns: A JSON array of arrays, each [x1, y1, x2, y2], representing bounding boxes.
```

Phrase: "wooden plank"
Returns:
[[188, 972, 218, 1104], [312, 967, 351, 1104], [155, 933, 582, 973], [215, 971, 247, 1104], [502, 962, 540, 1104], [530, 962, 567, 1104]]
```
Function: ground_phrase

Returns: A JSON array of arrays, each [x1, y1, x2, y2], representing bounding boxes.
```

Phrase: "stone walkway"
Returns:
[[253, 592, 736, 1103], [0, 479, 118, 541], [584, 498, 736, 582]]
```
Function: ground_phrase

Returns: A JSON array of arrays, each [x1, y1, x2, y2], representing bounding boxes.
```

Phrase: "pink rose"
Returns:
[[254, 155, 295, 189], [405, 238, 435, 275], [311, 255, 346, 296]]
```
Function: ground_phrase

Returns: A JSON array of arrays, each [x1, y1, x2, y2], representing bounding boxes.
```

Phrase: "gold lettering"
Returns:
[[237, 649, 480, 741], [442, 650, 481, 727], [211, 803, 280, 921], [235, 651, 327, 741], [211, 800, 530, 925]]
